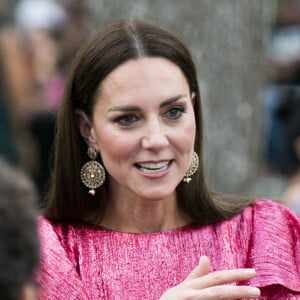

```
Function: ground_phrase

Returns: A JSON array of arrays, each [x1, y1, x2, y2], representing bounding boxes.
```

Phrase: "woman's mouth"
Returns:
[[135, 161, 172, 174]]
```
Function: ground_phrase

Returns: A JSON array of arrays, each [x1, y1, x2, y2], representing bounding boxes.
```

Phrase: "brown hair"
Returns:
[[45, 20, 253, 225]]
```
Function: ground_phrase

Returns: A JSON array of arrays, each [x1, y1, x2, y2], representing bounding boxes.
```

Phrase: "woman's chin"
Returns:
[[133, 186, 178, 202]]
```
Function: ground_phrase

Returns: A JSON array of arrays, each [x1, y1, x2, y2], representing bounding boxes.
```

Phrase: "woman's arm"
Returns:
[[37, 217, 91, 300]]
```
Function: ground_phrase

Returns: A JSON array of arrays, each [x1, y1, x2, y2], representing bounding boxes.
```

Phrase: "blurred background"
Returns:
[[0, 0, 299, 214]]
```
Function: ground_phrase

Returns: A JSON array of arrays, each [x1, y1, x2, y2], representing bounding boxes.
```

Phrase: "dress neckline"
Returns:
[[89, 222, 198, 235]]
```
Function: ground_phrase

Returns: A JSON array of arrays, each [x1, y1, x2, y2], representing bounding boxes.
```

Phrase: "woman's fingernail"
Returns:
[[245, 268, 256, 275], [199, 255, 207, 262], [249, 287, 260, 297]]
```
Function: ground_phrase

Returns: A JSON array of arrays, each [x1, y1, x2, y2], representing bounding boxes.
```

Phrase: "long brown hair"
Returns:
[[45, 20, 253, 225]]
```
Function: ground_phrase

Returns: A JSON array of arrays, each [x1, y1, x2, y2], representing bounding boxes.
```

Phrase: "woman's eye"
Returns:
[[115, 114, 139, 126], [165, 106, 185, 119]]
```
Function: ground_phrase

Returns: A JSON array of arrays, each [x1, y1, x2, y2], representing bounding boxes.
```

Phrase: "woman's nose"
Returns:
[[141, 119, 169, 149]]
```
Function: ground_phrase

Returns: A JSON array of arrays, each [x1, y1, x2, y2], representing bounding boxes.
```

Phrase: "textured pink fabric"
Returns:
[[37, 199, 300, 299]]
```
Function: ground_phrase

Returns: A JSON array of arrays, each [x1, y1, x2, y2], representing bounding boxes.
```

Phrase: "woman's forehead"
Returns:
[[94, 57, 190, 108]]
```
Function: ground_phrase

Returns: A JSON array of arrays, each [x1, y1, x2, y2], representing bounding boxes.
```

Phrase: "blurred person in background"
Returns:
[[58, 0, 90, 77], [0, 157, 39, 300], [0, 0, 21, 166], [12, 0, 90, 198], [264, 0, 300, 174], [279, 94, 300, 213], [14, 0, 67, 198], [262, 0, 300, 206], [0, 0, 90, 200]]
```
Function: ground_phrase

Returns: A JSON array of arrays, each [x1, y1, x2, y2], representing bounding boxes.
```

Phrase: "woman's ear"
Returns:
[[191, 92, 196, 107], [75, 109, 98, 148]]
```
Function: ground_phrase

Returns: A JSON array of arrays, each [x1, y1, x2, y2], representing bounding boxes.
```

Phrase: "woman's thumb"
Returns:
[[186, 255, 210, 280]]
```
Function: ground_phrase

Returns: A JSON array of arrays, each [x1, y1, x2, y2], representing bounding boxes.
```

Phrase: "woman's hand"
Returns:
[[160, 256, 260, 300]]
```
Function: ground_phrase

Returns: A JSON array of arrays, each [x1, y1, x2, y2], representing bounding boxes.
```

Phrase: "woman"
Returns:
[[38, 20, 300, 299]]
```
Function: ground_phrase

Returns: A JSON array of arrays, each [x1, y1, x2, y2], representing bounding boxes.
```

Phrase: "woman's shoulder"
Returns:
[[252, 197, 298, 212], [239, 199, 300, 293], [38, 215, 55, 235], [38, 215, 107, 245], [230, 198, 300, 245], [246, 198, 300, 253], [38, 216, 66, 250], [232, 197, 297, 221], [38, 215, 89, 230], [241, 198, 299, 226], [218, 198, 298, 233], [38, 215, 63, 235], [37, 216, 96, 264], [38, 215, 84, 247]]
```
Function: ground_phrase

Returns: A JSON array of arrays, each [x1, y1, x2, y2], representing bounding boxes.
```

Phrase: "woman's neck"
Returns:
[[99, 193, 192, 233]]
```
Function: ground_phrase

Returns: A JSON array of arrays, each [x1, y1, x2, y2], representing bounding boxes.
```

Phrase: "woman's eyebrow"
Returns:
[[108, 94, 188, 112], [160, 94, 187, 108], [109, 105, 140, 112]]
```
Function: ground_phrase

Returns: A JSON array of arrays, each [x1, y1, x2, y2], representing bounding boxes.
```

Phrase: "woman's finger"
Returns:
[[186, 256, 210, 280], [187, 268, 257, 289], [195, 284, 261, 299]]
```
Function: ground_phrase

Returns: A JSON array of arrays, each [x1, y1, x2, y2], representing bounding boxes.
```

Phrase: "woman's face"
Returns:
[[88, 57, 196, 201]]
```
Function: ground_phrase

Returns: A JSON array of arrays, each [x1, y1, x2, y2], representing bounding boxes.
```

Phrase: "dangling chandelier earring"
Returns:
[[183, 151, 199, 183], [80, 147, 106, 195]]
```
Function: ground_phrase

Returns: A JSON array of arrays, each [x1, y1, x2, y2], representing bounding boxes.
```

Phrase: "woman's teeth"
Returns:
[[137, 161, 170, 173]]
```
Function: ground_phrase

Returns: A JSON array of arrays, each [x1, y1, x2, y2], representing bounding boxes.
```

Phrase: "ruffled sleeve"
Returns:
[[37, 216, 91, 300], [245, 199, 300, 297]]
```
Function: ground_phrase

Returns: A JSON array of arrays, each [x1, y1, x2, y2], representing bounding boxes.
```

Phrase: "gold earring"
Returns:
[[80, 147, 105, 195], [183, 151, 199, 183]]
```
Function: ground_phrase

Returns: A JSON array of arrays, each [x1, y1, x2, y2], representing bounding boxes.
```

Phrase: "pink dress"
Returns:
[[37, 199, 300, 299]]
